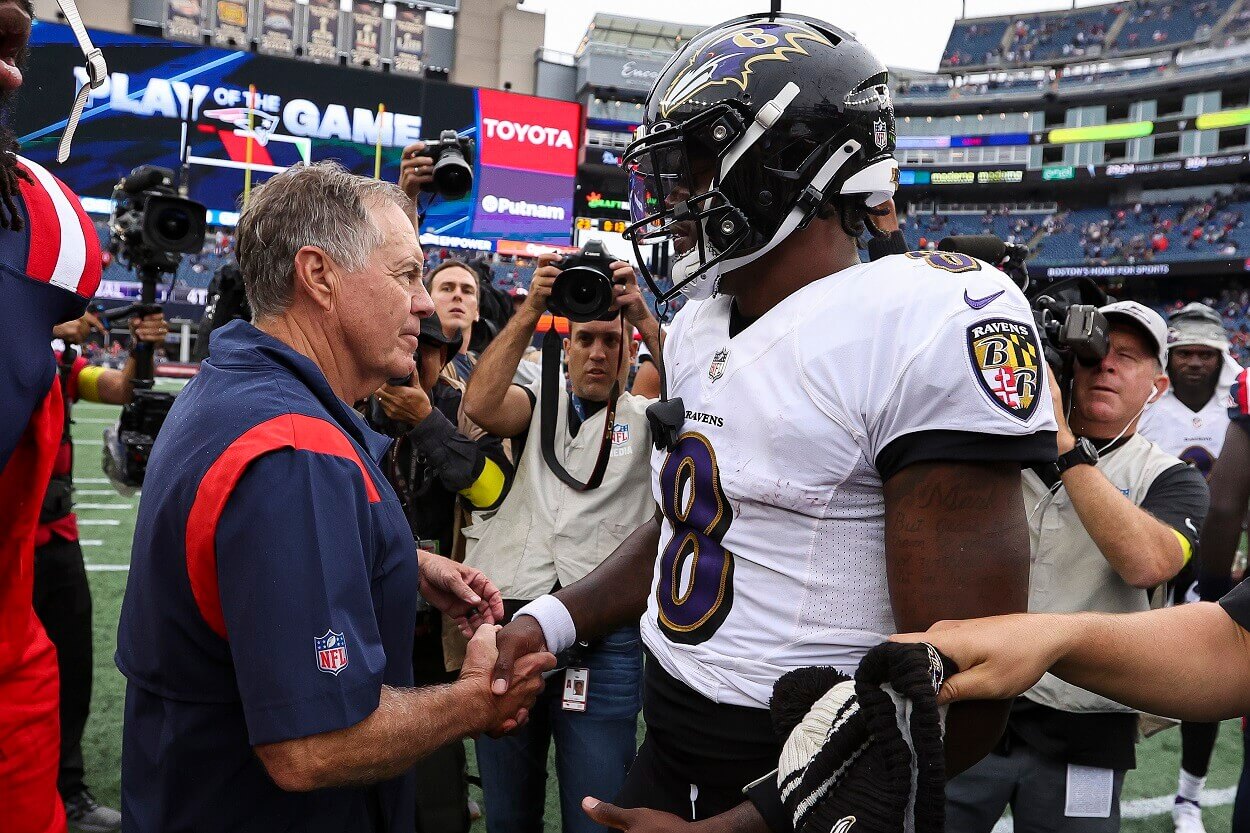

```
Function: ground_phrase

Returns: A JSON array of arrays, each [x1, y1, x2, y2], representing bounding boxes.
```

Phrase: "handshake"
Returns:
[[418, 552, 555, 735]]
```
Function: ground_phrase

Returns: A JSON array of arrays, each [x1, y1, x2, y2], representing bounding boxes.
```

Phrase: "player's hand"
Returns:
[[399, 141, 435, 202], [491, 615, 548, 695], [526, 253, 561, 316], [417, 551, 505, 636], [377, 381, 433, 425], [53, 310, 106, 344], [611, 262, 653, 327], [891, 614, 1072, 705], [581, 799, 696, 833], [458, 624, 555, 736], [1047, 368, 1077, 455], [130, 312, 169, 346]]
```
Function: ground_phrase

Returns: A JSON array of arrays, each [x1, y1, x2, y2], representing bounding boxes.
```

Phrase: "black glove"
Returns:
[[770, 642, 957, 833]]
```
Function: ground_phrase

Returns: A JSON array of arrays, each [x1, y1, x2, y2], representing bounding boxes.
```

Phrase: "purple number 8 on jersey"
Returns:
[[656, 433, 736, 644]]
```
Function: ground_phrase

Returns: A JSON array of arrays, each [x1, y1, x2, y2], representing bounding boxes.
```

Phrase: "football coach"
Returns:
[[114, 162, 554, 833]]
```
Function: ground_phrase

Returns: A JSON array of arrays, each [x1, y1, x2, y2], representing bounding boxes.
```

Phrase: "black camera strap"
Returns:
[[539, 325, 621, 492]]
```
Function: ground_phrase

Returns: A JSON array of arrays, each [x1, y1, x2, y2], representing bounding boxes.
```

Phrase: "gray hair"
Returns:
[[235, 161, 413, 320]]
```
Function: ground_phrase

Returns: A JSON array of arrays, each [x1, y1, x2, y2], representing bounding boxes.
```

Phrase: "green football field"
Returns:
[[67, 391, 1243, 831]]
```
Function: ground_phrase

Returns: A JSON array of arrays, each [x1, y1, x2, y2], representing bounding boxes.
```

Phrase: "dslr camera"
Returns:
[[420, 130, 475, 200], [103, 165, 207, 492], [547, 240, 619, 323]]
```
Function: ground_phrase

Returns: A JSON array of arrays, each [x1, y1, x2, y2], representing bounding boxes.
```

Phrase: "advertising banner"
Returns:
[[19, 22, 580, 243]]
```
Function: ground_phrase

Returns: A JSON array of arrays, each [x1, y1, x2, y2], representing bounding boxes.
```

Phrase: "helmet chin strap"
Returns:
[[680, 139, 863, 299], [55, 0, 108, 162]]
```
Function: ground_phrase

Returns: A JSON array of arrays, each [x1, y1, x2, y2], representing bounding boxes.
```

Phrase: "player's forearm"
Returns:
[[943, 700, 1011, 776], [463, 306, 539, 430], [554, 516, 661, 642], [257, 681, 482, 791], [1060, 463, 1184, 588], [1047, 604, 1250, 721], [1198, 502, 1243, 591], [698, 801, 772, 833], [636, 316, 663, 367]]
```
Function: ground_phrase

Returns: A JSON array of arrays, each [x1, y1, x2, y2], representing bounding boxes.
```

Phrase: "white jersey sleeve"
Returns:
[[799, 251, 1057, 479]]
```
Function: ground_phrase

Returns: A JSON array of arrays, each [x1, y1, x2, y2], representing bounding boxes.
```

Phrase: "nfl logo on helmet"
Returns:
[[315, 630, 349, 676]]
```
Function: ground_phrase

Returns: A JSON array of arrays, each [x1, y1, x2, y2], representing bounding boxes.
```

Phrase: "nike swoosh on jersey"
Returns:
[[964, 289, 1005, 310]]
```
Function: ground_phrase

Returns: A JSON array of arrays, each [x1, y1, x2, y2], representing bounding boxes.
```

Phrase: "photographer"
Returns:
[[460, 251, 661, 833], [37, 308, 166, 832], [114, 162, 555, 833], [946, 302, 1209, 833], [370, 311, 514, 833]]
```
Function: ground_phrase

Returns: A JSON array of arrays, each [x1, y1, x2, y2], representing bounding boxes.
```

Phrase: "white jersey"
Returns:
[[643, 252, 1057, 708], [1138, 385, 1232, 477]]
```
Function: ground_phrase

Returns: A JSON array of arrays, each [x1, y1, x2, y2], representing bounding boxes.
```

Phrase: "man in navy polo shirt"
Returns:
[[115, 162, 553, 833]]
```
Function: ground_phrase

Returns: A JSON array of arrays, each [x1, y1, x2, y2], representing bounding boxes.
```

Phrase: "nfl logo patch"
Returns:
[[709, 348, 729, 382], [967, 318, 1042, 421], [873, 117, 889, 150], [315, 630, 349, 676], [612, 422, 630, 444]]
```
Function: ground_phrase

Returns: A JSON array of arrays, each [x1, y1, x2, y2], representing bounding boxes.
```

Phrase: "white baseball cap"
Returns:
[[1099, 301, 1168, 367]]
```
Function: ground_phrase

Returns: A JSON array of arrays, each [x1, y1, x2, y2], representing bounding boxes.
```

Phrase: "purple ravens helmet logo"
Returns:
[[658, 22, 834, 118]]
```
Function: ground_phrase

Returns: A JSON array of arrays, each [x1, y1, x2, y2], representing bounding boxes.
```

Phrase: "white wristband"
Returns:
[[514, 594, 577, 655]]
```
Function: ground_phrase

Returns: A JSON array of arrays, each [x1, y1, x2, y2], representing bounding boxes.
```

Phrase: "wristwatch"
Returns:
[[1055, 436, 1099, 475]]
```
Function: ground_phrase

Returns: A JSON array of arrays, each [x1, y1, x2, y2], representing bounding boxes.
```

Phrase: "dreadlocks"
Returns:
[[0, 138, 31, 231]]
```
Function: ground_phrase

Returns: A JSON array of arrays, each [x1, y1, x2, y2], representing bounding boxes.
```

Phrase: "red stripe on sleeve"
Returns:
[[1239, 369, 1249, 415], [17, 165, 60, 283], [184, 413, 382, 639]]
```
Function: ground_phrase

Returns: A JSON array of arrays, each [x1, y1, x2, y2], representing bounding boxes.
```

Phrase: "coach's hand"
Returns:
[[459, 624, 555, 736], [581, 799, 694, 833], [491, 616, 547, 695], [418, 551, 505, 636]]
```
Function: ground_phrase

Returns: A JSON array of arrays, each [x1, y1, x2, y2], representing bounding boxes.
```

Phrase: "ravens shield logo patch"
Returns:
[[967, 318, 1042, 421]]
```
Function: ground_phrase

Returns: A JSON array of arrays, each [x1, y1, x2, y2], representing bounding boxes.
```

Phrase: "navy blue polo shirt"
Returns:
[[115, 320, 419, 833]]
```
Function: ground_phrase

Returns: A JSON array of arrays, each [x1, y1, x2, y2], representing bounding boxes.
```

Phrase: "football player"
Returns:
[[492, 12, 1057, 833], [1137, 303, 1238, 833]]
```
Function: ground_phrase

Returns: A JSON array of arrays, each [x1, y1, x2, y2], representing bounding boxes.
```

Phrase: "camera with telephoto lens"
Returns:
[[547, 240, 619, 323], [420, 130, 475, 200], [102, 165, 208, 492]]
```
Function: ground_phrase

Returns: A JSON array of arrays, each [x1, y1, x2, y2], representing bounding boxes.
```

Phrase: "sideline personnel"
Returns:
[[115, 162, 553, 833]]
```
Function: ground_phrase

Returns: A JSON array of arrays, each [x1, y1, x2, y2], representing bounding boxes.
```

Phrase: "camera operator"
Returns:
[[36, 308, 166, 832], [460, 252, 662, 833], [114, 162, 555, 833], [946, 301, 1209, 833], [368, 310, 514, 833]]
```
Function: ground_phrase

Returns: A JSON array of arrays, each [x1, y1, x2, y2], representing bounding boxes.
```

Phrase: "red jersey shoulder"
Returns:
[[12, 155, 101, 300], [1230, 367, 1250, 422]]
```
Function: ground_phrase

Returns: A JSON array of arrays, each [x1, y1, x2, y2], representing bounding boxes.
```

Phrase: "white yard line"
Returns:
[[73, 418, 116, 424], [85, 564, 130, 572], [75, 478, 111, 484], [990, 786, 1239, 832], [79, 539, 104, 547], [73, 439, 104, 446], [76, 489, 119, 495], [75, 503, 133, 510], [77, 519, 121, 526]]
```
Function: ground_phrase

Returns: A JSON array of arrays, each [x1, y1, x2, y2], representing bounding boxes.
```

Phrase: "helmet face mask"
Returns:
[[621, 13, 899, 303]]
